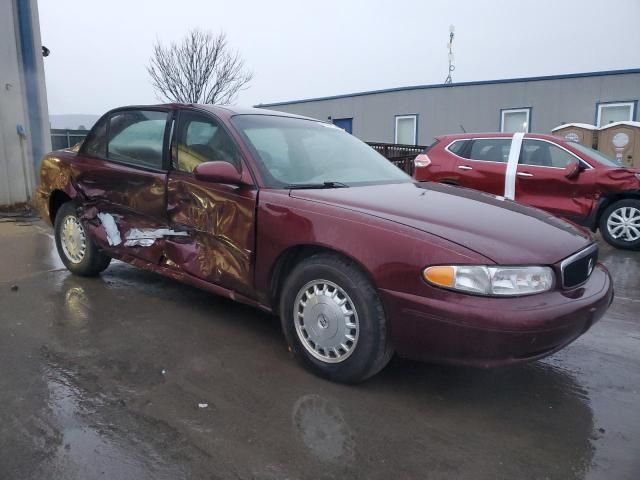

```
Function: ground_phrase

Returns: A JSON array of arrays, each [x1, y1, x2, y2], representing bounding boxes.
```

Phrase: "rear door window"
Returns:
[[107, 110, 169, 170], [467, 139, 511, 163]]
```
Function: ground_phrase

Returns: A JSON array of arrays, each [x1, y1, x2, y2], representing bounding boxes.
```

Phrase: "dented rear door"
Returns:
[[165, 109, 257, 296], [77, 108, 172, 263]]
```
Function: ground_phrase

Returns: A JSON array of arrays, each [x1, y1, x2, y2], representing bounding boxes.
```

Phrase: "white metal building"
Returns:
[[257, 69, 640, 146]]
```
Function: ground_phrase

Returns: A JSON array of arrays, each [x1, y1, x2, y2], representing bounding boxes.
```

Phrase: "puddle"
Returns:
[[37, 364, 185, 480]]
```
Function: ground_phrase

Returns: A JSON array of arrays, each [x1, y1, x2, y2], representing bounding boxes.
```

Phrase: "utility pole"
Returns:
[[444, 25, 455, 84]]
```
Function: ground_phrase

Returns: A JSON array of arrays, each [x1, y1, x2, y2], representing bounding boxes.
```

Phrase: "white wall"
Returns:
[[0, 0, 50, 207]]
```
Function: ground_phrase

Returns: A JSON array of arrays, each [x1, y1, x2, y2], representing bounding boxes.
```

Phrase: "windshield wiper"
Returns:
[[286, 181, 350, 189]]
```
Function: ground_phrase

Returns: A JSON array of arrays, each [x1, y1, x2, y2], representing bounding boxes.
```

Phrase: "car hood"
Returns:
[[290, 182, 592, 265]]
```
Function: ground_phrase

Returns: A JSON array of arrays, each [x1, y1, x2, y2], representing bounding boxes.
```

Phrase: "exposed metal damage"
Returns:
[[96, 212, 122, 246], [95, 212, 190, 247], [123, 228, 189, 247]]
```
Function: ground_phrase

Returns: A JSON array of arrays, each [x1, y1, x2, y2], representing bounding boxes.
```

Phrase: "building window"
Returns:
[[500, 108, 531, 133], [596, 102, 635, 127], [395, 115, 417, 145]]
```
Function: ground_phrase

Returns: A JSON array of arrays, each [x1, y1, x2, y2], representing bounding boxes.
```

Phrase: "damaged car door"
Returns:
[[515, 138, 597, 220], [77, 108, 172, 264], [165, 109, 257, 296]]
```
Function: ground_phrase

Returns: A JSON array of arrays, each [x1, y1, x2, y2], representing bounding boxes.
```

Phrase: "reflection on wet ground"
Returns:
[[0, 222, 638, 479]]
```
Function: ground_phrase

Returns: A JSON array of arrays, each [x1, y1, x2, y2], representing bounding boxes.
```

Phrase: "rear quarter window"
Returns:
[[447, 140, 468, 155]]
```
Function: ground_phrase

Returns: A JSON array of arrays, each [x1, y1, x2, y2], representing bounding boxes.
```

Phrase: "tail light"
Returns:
[[414, 153, 432, 168]]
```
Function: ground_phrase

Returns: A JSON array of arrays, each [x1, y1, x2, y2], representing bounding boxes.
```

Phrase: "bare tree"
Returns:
[[147, 30, 253, 105]]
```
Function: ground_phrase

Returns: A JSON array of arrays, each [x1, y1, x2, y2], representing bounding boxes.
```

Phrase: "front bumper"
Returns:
[[380, 264, 613, 367]]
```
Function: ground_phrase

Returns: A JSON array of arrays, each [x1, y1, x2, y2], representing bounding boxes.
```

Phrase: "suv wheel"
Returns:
[[54, 202, 112, 276], [599, 199, 640, 250], [280, 253, 393, 383]]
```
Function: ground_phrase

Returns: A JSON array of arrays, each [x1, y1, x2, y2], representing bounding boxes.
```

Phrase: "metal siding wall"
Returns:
[[0, 0, 30, 205], [261, 73, 640, 144], [0, 0, 50, 207]]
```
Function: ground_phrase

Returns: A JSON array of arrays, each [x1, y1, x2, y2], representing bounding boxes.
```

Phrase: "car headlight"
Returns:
[[423, 265, 554, 296]]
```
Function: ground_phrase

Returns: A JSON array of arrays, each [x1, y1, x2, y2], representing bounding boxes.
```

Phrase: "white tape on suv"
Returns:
[[504, 132, 524, 200]]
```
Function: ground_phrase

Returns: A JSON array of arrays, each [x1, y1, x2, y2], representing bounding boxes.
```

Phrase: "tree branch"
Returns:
[[147, 29, 253, 105]]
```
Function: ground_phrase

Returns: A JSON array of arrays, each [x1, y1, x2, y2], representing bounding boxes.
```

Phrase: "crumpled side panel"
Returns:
[[594, 168, 640, 191], [38, 149, 257, 297], [82, 209, 171, 265], [34, 153, 78, 223], [166, 175, 256, 295]]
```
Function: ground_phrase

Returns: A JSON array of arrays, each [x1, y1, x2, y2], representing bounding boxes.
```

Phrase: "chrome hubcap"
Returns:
[[294, 280, 359, 364], [607, 207, 640, 242], [60, 215, 87, 264]]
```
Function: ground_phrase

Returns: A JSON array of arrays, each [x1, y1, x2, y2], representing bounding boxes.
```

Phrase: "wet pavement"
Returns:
[[0, 220, 638, 480]]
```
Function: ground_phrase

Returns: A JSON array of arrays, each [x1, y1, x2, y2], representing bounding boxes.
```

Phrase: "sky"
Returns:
[[39, 0, 640, 115]]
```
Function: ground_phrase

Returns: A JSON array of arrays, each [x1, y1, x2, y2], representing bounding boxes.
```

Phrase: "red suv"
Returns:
[[414, 133, 640, 250]]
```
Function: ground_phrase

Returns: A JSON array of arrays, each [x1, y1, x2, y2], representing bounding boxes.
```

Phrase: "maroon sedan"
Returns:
[[413, 133, 640, 250], [35, 105, 613, 382]]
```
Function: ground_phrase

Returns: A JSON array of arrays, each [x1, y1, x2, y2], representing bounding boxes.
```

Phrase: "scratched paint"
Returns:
[[123, 228, 189, 247], [97, 213, 122, 246]]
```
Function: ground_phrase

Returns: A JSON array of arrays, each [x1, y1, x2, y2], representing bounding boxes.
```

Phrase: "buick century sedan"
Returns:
[[35, 105, 613, 382]]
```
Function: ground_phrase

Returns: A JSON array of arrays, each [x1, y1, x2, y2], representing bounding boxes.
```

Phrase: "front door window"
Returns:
[[174, 111, 242, 173]]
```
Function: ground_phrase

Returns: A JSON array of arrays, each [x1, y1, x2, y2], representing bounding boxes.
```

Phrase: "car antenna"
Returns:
[[459, 124, 466, 133]]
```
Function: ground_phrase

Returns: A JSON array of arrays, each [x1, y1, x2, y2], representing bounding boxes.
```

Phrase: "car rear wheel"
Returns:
[[599, 199, 640, 250], [280, 253, 393, 383], [54, 202, 111, 276]]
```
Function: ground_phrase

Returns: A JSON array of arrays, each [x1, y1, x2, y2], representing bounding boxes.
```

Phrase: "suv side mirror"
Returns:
[[564, 159, 581, 179], [193, 161, 244, 184]]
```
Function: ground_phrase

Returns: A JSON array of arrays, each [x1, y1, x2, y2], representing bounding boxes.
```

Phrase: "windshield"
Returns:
[[569, 142, 621, 168], [231, 115, 411, 188]]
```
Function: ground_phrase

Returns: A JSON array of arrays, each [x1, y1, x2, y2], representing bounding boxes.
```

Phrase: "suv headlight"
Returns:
[[423, 265, 554, 296]]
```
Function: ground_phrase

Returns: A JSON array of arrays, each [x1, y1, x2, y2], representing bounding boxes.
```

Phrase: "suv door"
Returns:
[[77, 108, 171, 263], [516, 139, 597, 221], [166, 109, 257, 295], [454, 138, 512, 196]]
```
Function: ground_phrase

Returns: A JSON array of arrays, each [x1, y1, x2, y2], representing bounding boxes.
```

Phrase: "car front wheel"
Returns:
[[280, 253, 393, 383], [600, 199, 640, 250], [54, 202, 111, 276]]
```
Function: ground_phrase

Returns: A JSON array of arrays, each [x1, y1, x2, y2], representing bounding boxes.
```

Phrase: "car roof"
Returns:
[[192, 104, 321, 122], [108, 103, 323, 123], [436, 132, 565, 142]]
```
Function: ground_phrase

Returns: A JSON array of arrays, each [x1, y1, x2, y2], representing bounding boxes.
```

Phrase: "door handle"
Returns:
[[126, 179, 147, 186], [517, 172, 534, 177], [458, 165, 473, 171]]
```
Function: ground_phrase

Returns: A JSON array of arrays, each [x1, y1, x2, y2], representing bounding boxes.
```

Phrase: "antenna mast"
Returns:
[[444, 25, 455, 84]]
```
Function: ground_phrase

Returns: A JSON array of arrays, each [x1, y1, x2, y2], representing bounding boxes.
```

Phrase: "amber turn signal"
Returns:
[[423, 266, 455, 287]]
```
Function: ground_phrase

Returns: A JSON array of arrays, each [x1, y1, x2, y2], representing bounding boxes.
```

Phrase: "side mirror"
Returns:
[[193, 161, 243, 184], [564, 159, 581, 179]]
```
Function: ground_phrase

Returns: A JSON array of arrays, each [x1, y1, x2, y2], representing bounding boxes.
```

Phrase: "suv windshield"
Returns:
[[569, 142, 621, 168], [231, 114, 411, 188]]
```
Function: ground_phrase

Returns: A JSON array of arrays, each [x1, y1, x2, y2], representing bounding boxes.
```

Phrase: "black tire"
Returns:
[[279, 253, 393, 383], [599, 199, 640, 250], [54, 202, 111, 276]]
